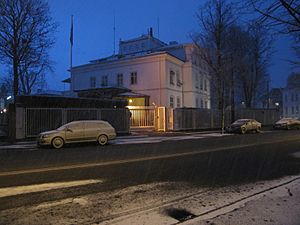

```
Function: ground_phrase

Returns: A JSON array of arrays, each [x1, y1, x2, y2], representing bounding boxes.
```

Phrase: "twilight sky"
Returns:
[[46, 0, 296, 91]]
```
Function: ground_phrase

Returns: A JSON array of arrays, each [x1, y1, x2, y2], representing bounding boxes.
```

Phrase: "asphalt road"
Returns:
[[0, 130, 300, 211]]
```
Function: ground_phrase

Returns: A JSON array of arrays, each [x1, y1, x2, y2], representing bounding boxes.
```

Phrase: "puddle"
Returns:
[[165, 208, 196, 222]]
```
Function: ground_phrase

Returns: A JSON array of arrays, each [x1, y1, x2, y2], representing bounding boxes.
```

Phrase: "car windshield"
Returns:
[[56, 124, 68, 131], [232, 119, 249, 125]]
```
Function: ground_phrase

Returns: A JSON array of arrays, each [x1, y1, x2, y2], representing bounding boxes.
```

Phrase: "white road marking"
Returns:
[[0, 179, 103, 198]]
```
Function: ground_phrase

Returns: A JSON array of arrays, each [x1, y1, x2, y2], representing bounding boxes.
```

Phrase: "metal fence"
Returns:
[[172, 108, 280, 131], [24, 108, 130, 138], [127, 106, 155, 128]]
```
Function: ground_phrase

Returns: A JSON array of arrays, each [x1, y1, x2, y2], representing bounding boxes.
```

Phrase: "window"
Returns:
[[176, 71, 181, 86], [291, 93, 294, 102], [200, 78, 203, 90], [296, 106, 299, 113], [117, 73, 123, 87], [205, 101, 208, 109], [296, 93, 298, 101], [292, 106, 295, 114], [200, 99, 204, 108], [204, 79, 207, 91], [195, 74, 199, 88], [285, 95, 288, 102], [170, 70, 175, 85], [101, 75, 108, 86], [130, 72, 137, 85], [196, 98, 199, 108], [90, 76, 96, 88], [177, 97, 181, 108], [170, 96, 174, 108]]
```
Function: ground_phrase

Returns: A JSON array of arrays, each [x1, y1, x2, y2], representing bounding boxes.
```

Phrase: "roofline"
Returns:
[[70, 51, 185, 71]]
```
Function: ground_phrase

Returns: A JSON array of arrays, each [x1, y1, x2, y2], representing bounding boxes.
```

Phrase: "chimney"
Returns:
[[149, 27, 153, 37]]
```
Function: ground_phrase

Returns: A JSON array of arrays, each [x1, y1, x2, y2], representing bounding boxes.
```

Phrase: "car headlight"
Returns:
[[41, 134, 50, 138]]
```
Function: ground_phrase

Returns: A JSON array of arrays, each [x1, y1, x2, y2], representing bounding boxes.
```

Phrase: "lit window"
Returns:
[[117, 73, 123, 87], [130, 72, 137, 85], [170, 70, 175, 85], [170, 96, 174, 108], [101, 75, 108, 86], [90, 77, 96, 88]]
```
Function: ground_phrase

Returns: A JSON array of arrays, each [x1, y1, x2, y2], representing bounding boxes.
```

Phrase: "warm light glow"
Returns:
[[129, 99, 133, 103], [3, 108, 7, 113]]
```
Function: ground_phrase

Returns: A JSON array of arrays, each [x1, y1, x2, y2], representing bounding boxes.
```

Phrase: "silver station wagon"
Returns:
[[38, 120, 116, 149]]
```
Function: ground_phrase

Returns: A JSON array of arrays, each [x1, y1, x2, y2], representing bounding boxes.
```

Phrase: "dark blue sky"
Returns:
[[47, 0, 296, 91]]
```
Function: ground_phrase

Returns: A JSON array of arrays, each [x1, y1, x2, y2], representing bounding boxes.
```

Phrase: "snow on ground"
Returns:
[[0, 176, 299, 225]]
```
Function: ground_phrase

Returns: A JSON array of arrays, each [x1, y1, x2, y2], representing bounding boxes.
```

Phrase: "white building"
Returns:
[[283, 87, 300, 118], [70, 29, 211, 108]]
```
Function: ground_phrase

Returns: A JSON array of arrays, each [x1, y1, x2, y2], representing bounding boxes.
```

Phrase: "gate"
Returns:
[[127, 106, 155, 128]]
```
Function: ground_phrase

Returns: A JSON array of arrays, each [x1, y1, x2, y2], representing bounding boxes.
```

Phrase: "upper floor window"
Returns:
[[204, 100, 208, 109], [117, 73, 123, 87], [170, 70, 175, 85], [101, 75, 108, 87], [200, 78, 203, 90], [291, 93, 294, 102], [170, 96, 174, 108], [296, 93, 299, 101], [176, 71, 181, 86], [195, 74, 199, 88], [130, 72, 137, 85], [285, 95, 288, 102], [177, 97, 181, 108], [200, 99, 204, 108], [204, 79, 207, 91], [90, 76, 96, 88]]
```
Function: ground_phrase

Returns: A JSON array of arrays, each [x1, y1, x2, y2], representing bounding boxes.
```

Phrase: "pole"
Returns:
[[70, 15, 73, 70]]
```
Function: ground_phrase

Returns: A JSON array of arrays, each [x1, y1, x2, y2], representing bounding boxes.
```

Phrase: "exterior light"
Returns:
[[6, 96, 11, 100], [3, 108, 6, 113], [275, 102, 279, 106], [129, 99, 133, 103]]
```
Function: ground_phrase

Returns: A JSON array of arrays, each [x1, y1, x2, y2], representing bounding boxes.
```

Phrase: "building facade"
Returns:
[[70, 30, 211, 108], [283, 87, 300, 118]]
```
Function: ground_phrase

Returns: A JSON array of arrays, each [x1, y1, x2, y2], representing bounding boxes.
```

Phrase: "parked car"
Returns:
[[273, 118, 300, 130], [37, 120, 116, 149], [226, 119, 261, 134]]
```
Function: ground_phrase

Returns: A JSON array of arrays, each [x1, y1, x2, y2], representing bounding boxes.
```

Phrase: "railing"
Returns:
[[25, 108, 130, 137], [127, 106, 155, 128]]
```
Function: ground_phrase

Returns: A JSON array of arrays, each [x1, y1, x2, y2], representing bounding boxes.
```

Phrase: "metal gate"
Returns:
[[127, 106, 155, 128]]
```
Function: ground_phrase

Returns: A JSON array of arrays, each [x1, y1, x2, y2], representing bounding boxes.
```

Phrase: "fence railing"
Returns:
[[127, 106, 155, 128], [24, 108, 130, 138]]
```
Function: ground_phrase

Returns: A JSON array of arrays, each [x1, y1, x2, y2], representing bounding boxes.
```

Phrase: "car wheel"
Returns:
[[98, 134, 108, 146], [241, 127, 246, 134], [51, 137, 64, 149], [256, 127, 261, 133]]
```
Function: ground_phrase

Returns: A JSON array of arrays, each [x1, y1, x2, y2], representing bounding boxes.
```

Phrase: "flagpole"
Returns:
[[70, 15, 73, 70]]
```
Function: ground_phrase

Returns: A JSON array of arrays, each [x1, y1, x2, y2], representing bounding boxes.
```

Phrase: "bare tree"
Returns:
[[0, 0, 56, 99], [250, 0, 300, 33], [0, 0, 56, 141], [193, 0, 237, 132]]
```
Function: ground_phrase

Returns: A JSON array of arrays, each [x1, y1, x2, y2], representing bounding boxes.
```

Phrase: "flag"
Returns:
[[70, 15, 73, 46]]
